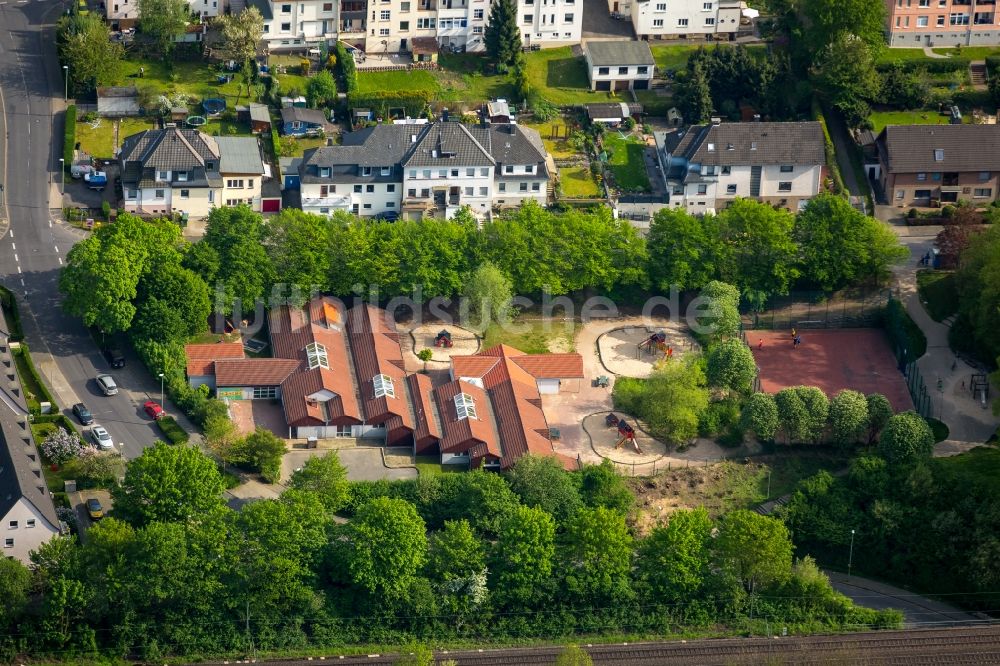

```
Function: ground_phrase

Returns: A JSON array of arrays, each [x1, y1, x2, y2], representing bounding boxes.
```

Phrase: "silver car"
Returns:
[[90, 425, 113, 451], [96, 374, 118, 396]]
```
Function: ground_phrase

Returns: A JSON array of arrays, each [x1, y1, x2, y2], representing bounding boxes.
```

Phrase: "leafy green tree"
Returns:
[[695, 280, 742, 339], [646, 208, 720, 292], [462, 261, 514, 331], [137, 263, 211, 338], [417, 348, 433, 372], [505, 455, 582, 523], [218, 5, 264, 66], [797, 386, 830, 443], [716, 199, 799, 297], [492, 505, 555, 606], [706, 339, 757, 393], [829, 390, 869, 446], [203, 206, 274, 312], [60, 229, 147, 333], [636, 508, 713, 602], [775, 387, 809, 443], [0, 556, 30, 628], [394, 645, 434, 666], [440, 469, 522, 536], [632, 357, 711, 445], [306, 69, 338, 108], [577, 459, 633, 513], [483, 0, 521, 72], [57, 13, 125, 94], [130, 297, 188, 344], [287, 452, 350, 512], [866, 393, 894, 444], [811, 34, 880, 129], [112, 443, 226, 527], [802, 0, 886, 55], [877, 62, 931, 109], [742, 392, 780, 441], [554, 646, 593, 666], [795, 194, 878, 291], [675, 60, 713, 125], [955, 224, 1000, 360], [878, 411, 934, 464], [560, 506, 634, 604], [182, 241, 221, 285], [137, 0, 190, 56], [715, 509, 793, 593], [347, 497, 428, 598], [264, 209, 336, 298], [233, 427, 287, 483], [427, 519, 485, 582]]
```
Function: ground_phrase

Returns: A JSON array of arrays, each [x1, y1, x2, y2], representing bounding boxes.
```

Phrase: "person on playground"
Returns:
[[793, 335, 802, 348]]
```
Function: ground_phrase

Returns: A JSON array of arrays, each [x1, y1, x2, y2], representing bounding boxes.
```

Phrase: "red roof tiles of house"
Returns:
[[453, 345, 584, 380], [184, 341, 245, 377], [407, 373, 441, 454], [214, 358, 300, 387], [434, 378, 502, 461]]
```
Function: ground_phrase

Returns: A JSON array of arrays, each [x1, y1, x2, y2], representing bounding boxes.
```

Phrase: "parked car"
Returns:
[[70, 163, 94, 179], [143, 401, 164, 420], [102, 346, 125, 368], [90, 425, 113, 450], [72, 402, 94, 425], [86, 498, 104, 520], [96, 374, 118, 396], [84, 171, 107, 191]]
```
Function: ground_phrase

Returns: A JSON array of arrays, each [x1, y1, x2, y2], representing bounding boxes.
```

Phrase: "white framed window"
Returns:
[[480, 167, 489, 176], [780, 165, 793, 172], [373, 373, 395, 398], [154, 189, 164, 198], [156, 170, 168, 181], [252, 386, 278, 399], [655, 2, 665, 9], [305, 342, 330, 370], [974, 187, 992, 198], [179, 189, 189, 198], [677, 17, 688, 26], [778, 182, 792, 192], [705, 16, 715, 25], [727, 184, 737, 194], [479, 186, 488, 195], [8, 520, 17, 529], [474, 8, 483, 18], [387, 184, 395, 192], [280, 22, 291, 31], [702, 1, 712, 8], [380, 9, 390, 18], [524, 13, 533, 22], [379, 28, 390, 35], [979, 171, 991, 181], [564, 12, 573, 21], [3, 538, 12, 548], [917, 15, 928, 26], [917, 172, 927, 181], [465, 186, 473, 196], [454, 392, 477, 419], [26, 519, 35, 528], [653, 18, 663, 26]]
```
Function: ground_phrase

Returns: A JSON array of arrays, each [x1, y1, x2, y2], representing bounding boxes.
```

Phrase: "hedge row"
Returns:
[[12, 344, 59, 413], [157, 415, 189, 444], [64, 104, 76, 171], [0, 284, 24, 342], [987, 55, 1000, 75], [812, 100, 846, 195], [337, 43, 358, 95], [885, 297, 927, 362], [33, 413, 80, 437], [346, 90, 432, 118], [879, 58, 970, 74]]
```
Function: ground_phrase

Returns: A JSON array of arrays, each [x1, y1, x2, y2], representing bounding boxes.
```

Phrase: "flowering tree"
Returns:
[[76, 447, 125, 483], [40, 429, 85, 465]]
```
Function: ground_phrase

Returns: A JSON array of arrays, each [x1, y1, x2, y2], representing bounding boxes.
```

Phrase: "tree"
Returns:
[[306, 70, 338, 108], [866, 393, 893, 444], [811, 34, 880, 129], [131, 296, 189, 344], [936, 203, 984, 269], [218, 6, 264, 66], [554, 646, 593, 666], [577, 459, 633, 513], [716, 199, 799, 297], [560, 506, 634, 604], [263, 209, 336, 299], [646, 208, 719, 292], [182, 241, 221, 285], [426, 519, 485, 582], [57, 13, 125, 94], [112, 443, 226, 527], [40, 429, 85, 465], [878, 411, 934, 464], [0, 556, 31, 628], [287, 452, 350, 512], [802, 0, 886, 55], [706, 339, 757, 393], [675, 60, 713, 125], [492, 505, 555, 606], [137, 263, 212, 339], [622, 357, 711, 445], [137, 0, 190, 57], [695, 280, 741, 339], [417, 348, 433, 372], [829, 390, 869, 446], [60, 230, 147, 333], [462, 261, 514, 331], [742, 392, 780, 441], [775, 387, 809, 443], [505, 455, 582, 523], [347, 497, 427, 598], [955, 224, 1000, 360], [797, 386, 830, 443], [233, 427, 287, 483], [484, 0, 521, 72], [75, 448, 126, 485], [877, 62, 931, 110], [203, 206, 274, 313], [636, 508, 713, 603], [715, 509, 793, 593]]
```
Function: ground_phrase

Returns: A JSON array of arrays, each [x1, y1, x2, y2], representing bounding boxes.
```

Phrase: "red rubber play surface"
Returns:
[[749, 329, 914, 412]]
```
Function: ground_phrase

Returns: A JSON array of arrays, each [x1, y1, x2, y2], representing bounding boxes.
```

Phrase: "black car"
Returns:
[[72, 402, 94, 425], [103, 347, 125, 368]]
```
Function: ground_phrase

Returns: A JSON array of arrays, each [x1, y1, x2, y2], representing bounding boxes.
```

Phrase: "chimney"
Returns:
[[442, 108, 450, 122]]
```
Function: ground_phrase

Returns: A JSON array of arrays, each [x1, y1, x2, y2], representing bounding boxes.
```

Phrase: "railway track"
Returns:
[[198, 625, 1000, 665]]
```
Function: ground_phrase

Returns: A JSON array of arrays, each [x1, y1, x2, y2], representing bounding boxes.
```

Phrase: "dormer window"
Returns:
[[454, 392, 477, 420], [156, 170, 169, 181], [525, 164, 534, 174], [361, 166, 372, 176], [380, 166, 391, 176], [934, 148, 944, 161], [320, 166, 331, 178], [305, 341, 330, 370], [206, 161, 215, 170], [373, 373, 395, 398], [176, 171, 188, 182]]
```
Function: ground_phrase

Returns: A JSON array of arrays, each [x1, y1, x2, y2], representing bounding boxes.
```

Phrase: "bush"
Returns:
[[63, 104, 76, 170], [698, 397, 741, 437], [0, 285, 24, 341], [40, 429, 85, 465], [156, 415, 189, 444], [12, 344, 58, 412], [337, 42, 358, 94], [884, 298, 927, 361]]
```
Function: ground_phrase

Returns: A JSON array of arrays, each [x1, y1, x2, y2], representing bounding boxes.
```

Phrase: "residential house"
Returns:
[[184, 341, 247, 390], [628, 0, 743, 41], [885, 0, 1000, 47], [252, 0, 339, 50], [119, 128, 267, 217], [514, 0, 583, 49], [297, 120, 549, 219], [875, 124, 1000, 207], [0, 415, 61, 564], [656, 120, 825, 212], [583, 40, 655, 91], [105, 0, 138, 29], [280, 107, 332, 137]]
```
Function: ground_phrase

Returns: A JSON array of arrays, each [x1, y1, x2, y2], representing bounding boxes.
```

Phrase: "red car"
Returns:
[[143, 401, 165, 420]]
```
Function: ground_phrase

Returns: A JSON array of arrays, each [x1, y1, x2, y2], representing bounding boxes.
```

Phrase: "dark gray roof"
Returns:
[[877, 124, 1000, 173], [119, 128, 221, 187], [281, 106, 329, 126], [246, 0, 272, 20], [403, 122, 495, 168], [0, 413, 59, 532], [473, 124, 547, 171], [248, 103, 270, 123], [663, 121, 824, 167], [587, 102, 642, 120], [585, 40, 655, 67], [216, 136, 265, 174]]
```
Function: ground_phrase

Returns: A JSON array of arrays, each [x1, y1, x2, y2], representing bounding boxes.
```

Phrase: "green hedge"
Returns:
[[157, 415, 189, 444], [987, 55, 1000, 74], [337, 43, 358, 95], [879, 58, 970, 74], [64, 104, 76, 170], [12, 344, 58, 414], [33, 413, 80, 437], [812, 100, 846, 195], [0, 284, 24, 342]]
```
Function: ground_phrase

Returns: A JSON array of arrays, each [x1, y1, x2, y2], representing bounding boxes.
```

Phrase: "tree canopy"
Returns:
[[136, 0, 190, 56], [57, 13, 125, 95]]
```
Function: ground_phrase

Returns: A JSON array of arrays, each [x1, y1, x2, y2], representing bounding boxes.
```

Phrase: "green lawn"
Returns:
[[357, 69, 439, 94], [632, 88, 672, 116], [933, 446, 1000, 496], [868, 109, 956, 132], [435, 54, 517, 103], [877, 48, 936, 64], [602, 132, 651, 193], [649, 43, 767, 73], [558, 165, 602, 198], [482, 320, 576, 354], [933, 46, 1000, 60], [916, 270, 959, 322], [414, 455, 463, 476], [76, 117, 159, 159], [122, 56, 245, 101], [280, 135, 330, 157], [199, 118, 253, 137], [520, 119, 578, 158]]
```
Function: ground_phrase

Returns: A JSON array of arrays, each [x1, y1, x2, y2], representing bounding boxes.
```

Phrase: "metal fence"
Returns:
[[885, 295, 934, 418], [608, 456, 728, 477], [744, 289, 891, 330]]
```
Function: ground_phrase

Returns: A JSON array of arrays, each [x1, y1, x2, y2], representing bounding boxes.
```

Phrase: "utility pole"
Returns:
[[848, 529, 856, 581]]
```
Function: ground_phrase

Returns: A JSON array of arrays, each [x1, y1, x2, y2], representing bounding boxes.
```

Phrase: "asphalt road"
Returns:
[[0, 1, 189, 458], [826, 570, 983, 628]]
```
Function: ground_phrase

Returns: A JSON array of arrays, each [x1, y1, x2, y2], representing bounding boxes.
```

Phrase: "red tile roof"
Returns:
[[434, 379, 501, 460], [184, 341, 245, 377], [407, 373, 441, 452], [510, 354, 584, 379], [346, 304, 414, 431], [214, 358, 300, 387]]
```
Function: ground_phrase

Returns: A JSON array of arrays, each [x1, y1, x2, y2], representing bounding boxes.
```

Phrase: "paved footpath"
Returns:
[[826, 570, 984, 628]]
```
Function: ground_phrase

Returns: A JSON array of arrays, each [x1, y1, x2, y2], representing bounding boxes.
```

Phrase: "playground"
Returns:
[[597, 324, 699, 378], [750, 329, 913, 412], [407, 323, 480, 363], [584, 412, 667, 464]]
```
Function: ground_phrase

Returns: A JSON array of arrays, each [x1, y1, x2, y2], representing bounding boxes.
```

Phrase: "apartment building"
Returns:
[[296, 120, 549, 218], [655, 121, 825, 212], [876, 124, 1000, 206], [515, 0, 582, 48], [628, 0, 742, 41], [106, 0, 220, 29], [886, 0, 1000, 47], [250, 0, 339, 50], [366, 0, 490, 53]]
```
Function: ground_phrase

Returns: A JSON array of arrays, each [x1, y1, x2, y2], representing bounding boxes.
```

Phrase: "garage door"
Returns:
[[596, 80, 611, 92], [537, 378, 561, 394], [262, 198, 281, 213], [633, 79, 649, 90]]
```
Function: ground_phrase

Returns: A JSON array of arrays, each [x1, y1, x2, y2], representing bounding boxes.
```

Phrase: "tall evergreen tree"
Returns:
[[676, 60, 713, 124], [484, 0, 522, 72]]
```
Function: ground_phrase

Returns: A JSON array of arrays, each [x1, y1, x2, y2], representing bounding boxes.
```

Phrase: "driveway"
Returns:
[[69, 488, 112, 542], [280, 447, 417, 483], [582, 0, 635, 39]]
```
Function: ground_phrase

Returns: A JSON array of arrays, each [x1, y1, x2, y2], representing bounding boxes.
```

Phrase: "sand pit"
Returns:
[[597, 324, 698, 378], [407, 323, 481, 364], [584, 412, 667, 464]]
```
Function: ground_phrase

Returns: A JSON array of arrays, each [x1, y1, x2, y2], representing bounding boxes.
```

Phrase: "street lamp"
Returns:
[[158, 372, 164, 405], [63, 65, 68, 101], [58, 158, 64, 194], [847, 529, 856, 581]]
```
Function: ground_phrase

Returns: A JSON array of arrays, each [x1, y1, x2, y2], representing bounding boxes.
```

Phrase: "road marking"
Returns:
[[58, 257, 62, 265], [8, 230, 11, 238], [16, 265, 20, 273], [12, 253, 17, 262], [53, 245, 58, 253]]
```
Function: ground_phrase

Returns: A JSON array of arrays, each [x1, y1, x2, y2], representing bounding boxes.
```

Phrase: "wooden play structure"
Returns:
[[434, 329, 454, 348], [637, 331, 672, 359], [607, 413, 643, 454]]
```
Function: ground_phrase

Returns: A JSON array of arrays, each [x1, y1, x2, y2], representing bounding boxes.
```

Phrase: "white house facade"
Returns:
[[516, 0, 583, 49], [584, 40, 655, 91], [629, 0, 742, 40], [251, 0, 339, 49]]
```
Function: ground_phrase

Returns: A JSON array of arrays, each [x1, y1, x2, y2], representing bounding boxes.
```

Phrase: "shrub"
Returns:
[[156, 415, 189, 444], [0, 285, 24, 341], [885, 298, 927, 361], [337, 42, 358, 94], [698, 397, 741, 437], [64, 104, 76, 169], [41, 429, 85, 465]]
